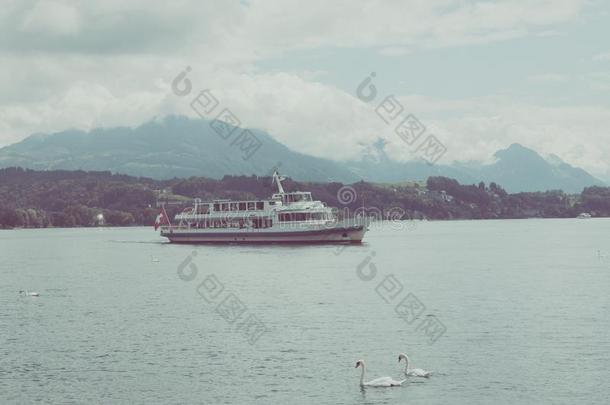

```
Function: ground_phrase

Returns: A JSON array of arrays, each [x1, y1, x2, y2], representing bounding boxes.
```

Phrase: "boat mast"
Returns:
[[272, 170, 286, 194]]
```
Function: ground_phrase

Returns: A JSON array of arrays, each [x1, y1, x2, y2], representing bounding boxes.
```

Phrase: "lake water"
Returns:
[[1, 219, 609, 404]]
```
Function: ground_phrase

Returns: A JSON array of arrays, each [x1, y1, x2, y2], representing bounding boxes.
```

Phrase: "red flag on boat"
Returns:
[[154, 206, 171, 230]]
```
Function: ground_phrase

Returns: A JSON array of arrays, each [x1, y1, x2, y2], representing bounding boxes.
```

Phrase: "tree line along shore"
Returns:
[[1, 167, 609, 229]]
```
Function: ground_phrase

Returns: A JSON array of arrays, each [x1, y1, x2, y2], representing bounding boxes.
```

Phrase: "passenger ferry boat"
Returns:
[[156, 172, 368, 243]]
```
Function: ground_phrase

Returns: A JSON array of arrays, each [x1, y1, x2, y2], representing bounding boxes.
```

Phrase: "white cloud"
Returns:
[[396, 95, 610, 176], [1, 0, 608, 179], [20, 0, 81, 36], [0, 0, 587, 55], [210, 0, 587, 57], [168, 71, 385, 161], [170, 71, 610, 177]]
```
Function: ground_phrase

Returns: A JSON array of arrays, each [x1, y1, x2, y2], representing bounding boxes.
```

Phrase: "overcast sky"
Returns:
[[1, 0, 609, 179]]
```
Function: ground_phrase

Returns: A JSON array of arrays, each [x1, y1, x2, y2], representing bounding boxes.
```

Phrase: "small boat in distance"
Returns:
[[19, 290, 39, 297], [156, 171, 368, 243], [577, 212, 592, 219]]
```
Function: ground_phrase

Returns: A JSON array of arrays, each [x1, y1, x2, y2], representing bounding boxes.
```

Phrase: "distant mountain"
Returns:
[[0, 116, 604, 193], [0, 116, 360, 183], [470, 143, 605, 193], [344, 138, 478, 185], [345, 140, 604, 193]]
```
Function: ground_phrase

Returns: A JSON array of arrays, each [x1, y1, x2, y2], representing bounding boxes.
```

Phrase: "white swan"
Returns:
[[398, 353, 431, 378], [355, 360, 405, 387], [19, 290, 39, 297]]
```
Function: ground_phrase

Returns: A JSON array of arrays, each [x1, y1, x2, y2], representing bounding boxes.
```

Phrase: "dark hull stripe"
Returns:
[[168, 239, 362, 245]]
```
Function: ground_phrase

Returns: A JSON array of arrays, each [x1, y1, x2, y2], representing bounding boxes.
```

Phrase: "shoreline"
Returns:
[[2, 216, 608, 231]]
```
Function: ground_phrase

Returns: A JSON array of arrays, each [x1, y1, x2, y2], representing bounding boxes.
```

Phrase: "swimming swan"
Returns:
[[355, 360, 405, 387], [398, 353, 431, 378]]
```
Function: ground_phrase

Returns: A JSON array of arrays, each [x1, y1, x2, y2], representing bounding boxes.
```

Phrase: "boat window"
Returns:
[[256, 201, 264, 210], [213, 203, 220, 211], [254, 217, 272, 228], [247, 202, 255, 210], [221, 203, 229, 211], [279, 212, 314, 222], [230, 203, 239, 211], [239, 202, 247, 211]]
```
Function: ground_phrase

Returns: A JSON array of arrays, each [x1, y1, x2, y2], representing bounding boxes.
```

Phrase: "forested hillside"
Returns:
[[1, 167, 609, 228]]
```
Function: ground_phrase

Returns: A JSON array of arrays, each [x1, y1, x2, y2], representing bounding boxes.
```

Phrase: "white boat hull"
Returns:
[[160, 223, 366, 244]]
